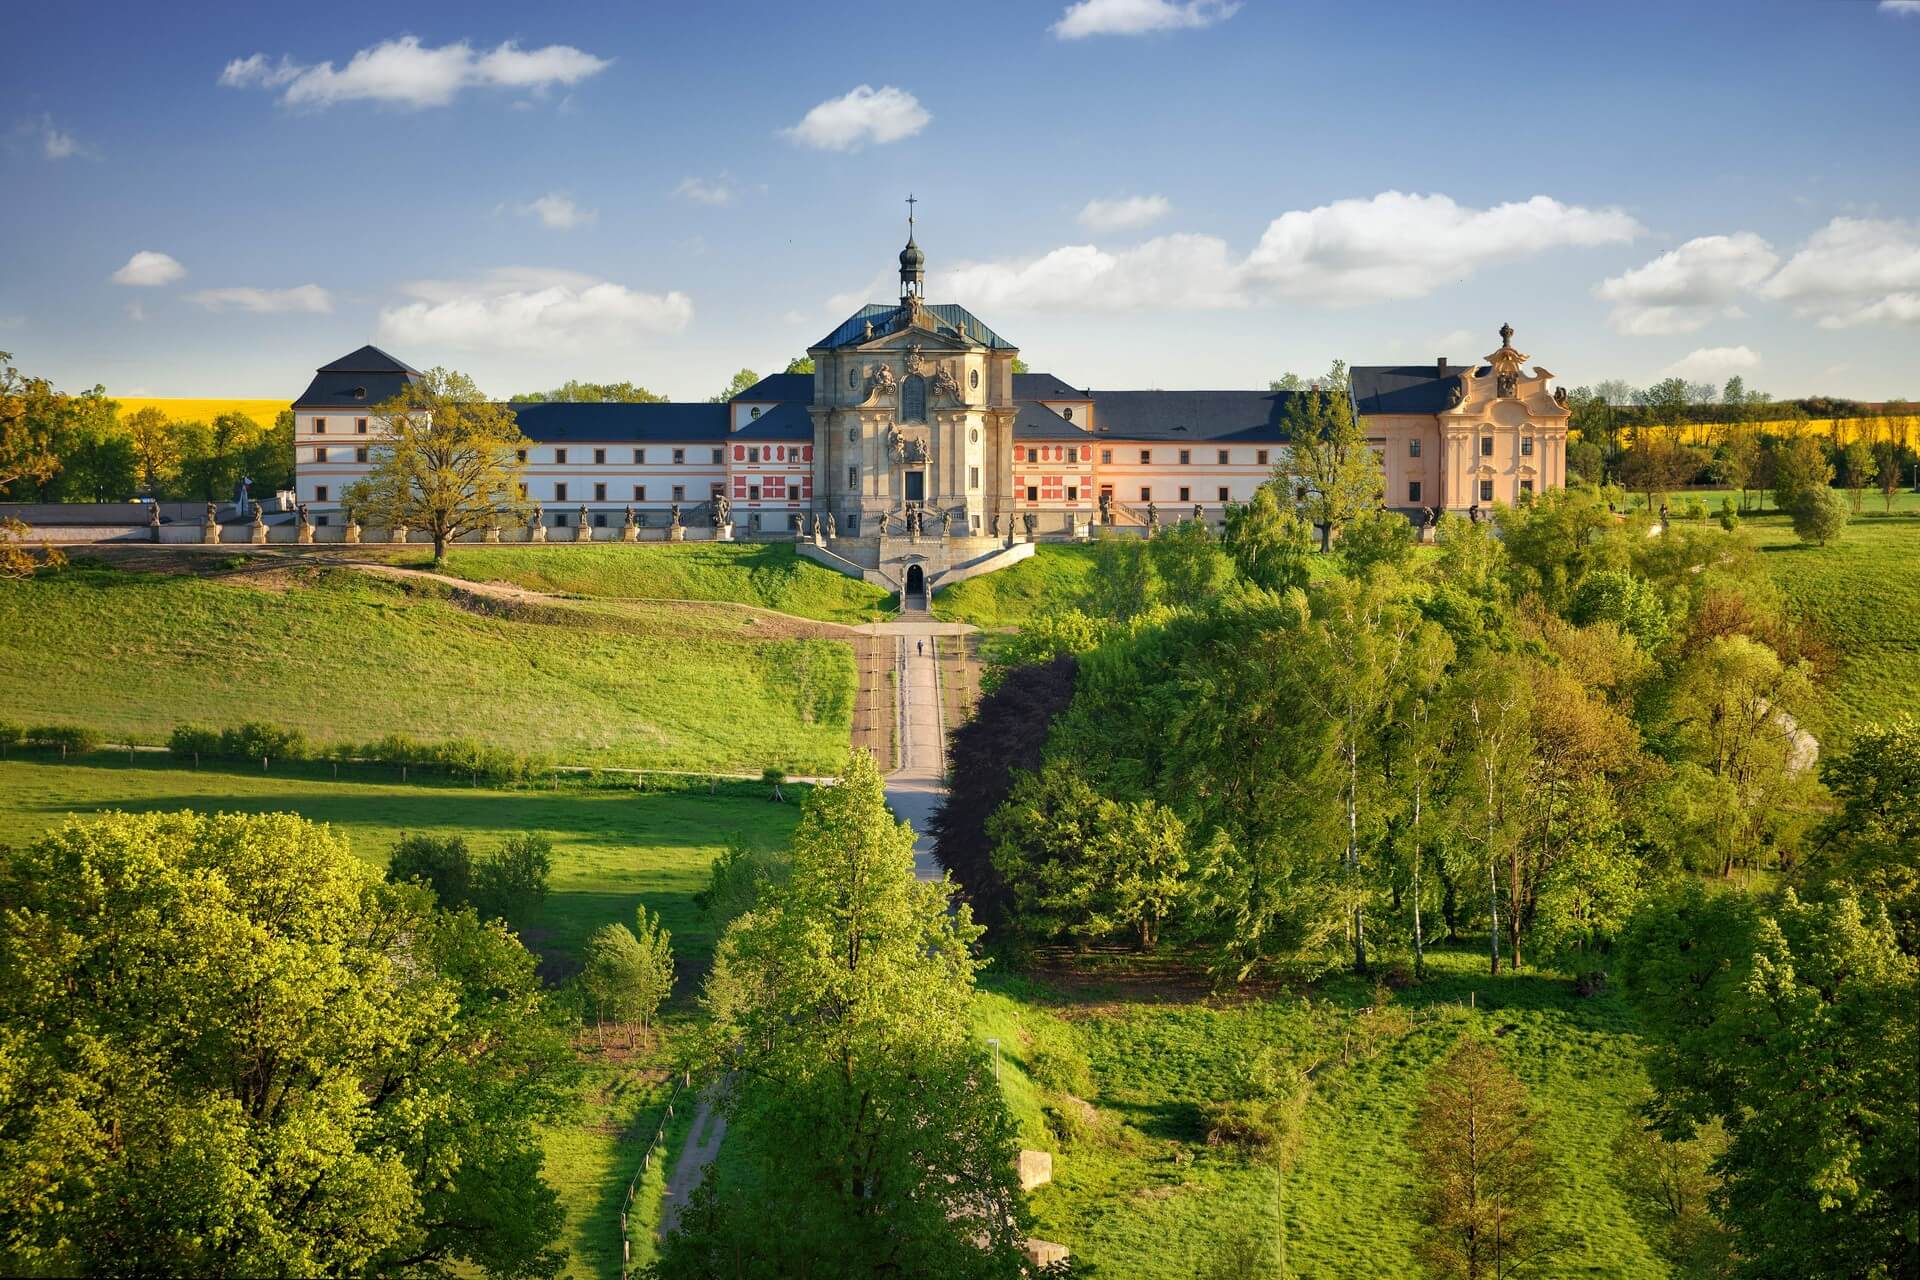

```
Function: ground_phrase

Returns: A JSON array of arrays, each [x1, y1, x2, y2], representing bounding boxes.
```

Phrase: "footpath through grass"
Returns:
[[975, 946, 1664, 1278], [0, 562, 855, 775], [431, 542, 892, 624]]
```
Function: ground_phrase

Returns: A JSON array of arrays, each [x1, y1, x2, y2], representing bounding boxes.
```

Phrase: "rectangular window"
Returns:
[[555, 513, 567, 528], [1520, 479, 1535, 494], [672, 448, 685, 465], [516, 449, 528, 463], [1480, 437, 1493, 457], [314, 418, 326, 433], [672, 484, 685, 502], [1026, 485, 1039, 502], [748, 485, 761, 501], [1178, 486, 1191, 502], [355, 447, 368, 463], [848, 465, 858, 489], [712, 448, 723, 464], [711, 482, 725, 499], [1139, 449, 1151, 464], [634, 485, 646, 501], [1179, 449, 1191, 465], [1139, 486, 1152, 502], [556, 448, 568, 464], [315, 485, 328, 502], [1218, 487, 1230, 502], [1409, 438, 1422, 457], [1217, 450, 1230, 465], [355, 418, 368, 434], [634, 448, 646, 464], [748, 447, 761, 463], [317, 514, 329, 527], [314, 446, 328, 463], [1101, 449, 1113, 464], [1479, 479, 1494, 501], [594, 482, 607, 501], [593, 448, 606, 465], [969, 466, 980, 488], [1521, 436, 1534, 457], [1067, 486, 1079, 502], [1408, 480, 1422, 503], [593, 512, 607, 528], [556, 482, 568, 501], [1257, 449, 1269, 465]]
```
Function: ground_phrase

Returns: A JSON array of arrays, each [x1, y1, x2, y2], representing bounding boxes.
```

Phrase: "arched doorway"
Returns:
[[905, 564, 925, 596]]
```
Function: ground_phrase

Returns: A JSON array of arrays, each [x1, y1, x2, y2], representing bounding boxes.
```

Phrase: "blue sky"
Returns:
[[5, 0, 1918, 401]]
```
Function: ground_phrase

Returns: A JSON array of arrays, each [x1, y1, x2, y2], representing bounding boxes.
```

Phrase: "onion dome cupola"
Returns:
[[898, 193, 926, 301]]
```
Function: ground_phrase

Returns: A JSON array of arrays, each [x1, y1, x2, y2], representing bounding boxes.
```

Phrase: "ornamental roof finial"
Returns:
[[1499, 321, 1515, 348]]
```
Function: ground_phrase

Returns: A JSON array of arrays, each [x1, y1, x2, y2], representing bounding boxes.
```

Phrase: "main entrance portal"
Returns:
[[904, 470, 925, 502], [905, 564, 925, 596]]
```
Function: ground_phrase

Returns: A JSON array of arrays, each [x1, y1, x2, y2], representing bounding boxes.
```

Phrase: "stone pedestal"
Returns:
[[715, 524, 734, 542], [391, 525, 409, 545], [484, 524, 501, 543], [530, 524, 547, 544], [1024, 1241, 1069, 1267], [622, 523, 638, 543], [297, 521, 314, 545], [345, 521, 362, 545], [1017, 1150, 1053, 1192], [201, 520, 221, 545], [249, 518, 269, 545], [575, 523, 593, 544], [668, 524, 684, 542]]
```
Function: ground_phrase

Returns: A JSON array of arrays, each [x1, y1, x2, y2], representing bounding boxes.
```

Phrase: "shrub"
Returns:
[[1029, 1041, 1095, 1098], [1791, 485, 1849, 547], [386, 833, 473, 907], [168, 725, 221, 759], [1570, 569, 1670, 652], [26, 724, 101, 753], [1718, 496, 1740, 532], [0, 721, 25, 750], [218, 722, 308, 762], [474, 833, 554, 921]]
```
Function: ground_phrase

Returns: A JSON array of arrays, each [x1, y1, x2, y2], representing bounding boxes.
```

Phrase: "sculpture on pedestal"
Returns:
[[824, 511, 837, 539], [1098, 491, 1113, 525], [1146, 501, 1159, 535], [712, 492, 731, 527]]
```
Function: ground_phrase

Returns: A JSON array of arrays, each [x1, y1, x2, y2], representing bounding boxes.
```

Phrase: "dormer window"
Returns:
[[352, 386, 366, 400], [1061, 406, 1073, 421]]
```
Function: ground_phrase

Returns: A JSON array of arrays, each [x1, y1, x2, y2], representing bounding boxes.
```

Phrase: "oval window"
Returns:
[[849, 368, 858, 388], [970, 369, 979, 389], [1062, 406, 1073, 421], [970, 428, 979, 444], [750, 406, 761, 419], [848, 427, 858, 442]]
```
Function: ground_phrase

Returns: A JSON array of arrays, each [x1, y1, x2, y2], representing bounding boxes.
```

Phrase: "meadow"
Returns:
[[0, 559, 856, 775], [0, 755, 802, 1280], [932, 543, 1102, 627], [426, 541, 893, 623]]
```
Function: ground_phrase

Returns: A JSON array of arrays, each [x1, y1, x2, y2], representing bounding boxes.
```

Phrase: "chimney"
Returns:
[[1437, 357, 1449, 376]]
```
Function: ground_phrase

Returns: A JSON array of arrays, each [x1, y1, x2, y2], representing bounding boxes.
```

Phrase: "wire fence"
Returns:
[[619, 1072, 689, 1280]]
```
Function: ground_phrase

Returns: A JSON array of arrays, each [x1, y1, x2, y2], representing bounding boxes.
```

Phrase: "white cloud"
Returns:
[[1880, 1, 1920, 14], [940, 234, 1245, 312], [1664, 345, 1760, 378], [1761, 216, 1920, 328], [519, 193, 595, 230], [111, 251, 186, 287], [378, 267, 692, 351], [1430, 328, 1479, 354], [189, 285, 333, 314], [1078, 194, 1171, 232], [1052, 0, 1241, 38], [781, 85, 928, 150], [1242, 191, 1641, 303], [673, 176, 734, 206], [38, 114, 82, 159], [219, 37, 610, 110], [1595, 232, 1779, 335]]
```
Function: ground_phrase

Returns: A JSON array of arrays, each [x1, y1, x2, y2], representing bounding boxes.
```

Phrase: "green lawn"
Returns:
[[0, 756, 803, 1280], [933, 544, 1103, 627], [0, 563, 855, 775], [428, 542, 892, 624], [975, 947, 1665, 1278]]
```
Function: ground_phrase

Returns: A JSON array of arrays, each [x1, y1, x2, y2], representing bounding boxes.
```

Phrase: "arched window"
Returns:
[[901, 374, 927, 422]]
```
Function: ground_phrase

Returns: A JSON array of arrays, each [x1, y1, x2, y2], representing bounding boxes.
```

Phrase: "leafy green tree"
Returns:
[[1405, 1036, 1572, 1279], [1082, 533, 1161, 621], [1283, 374, 1382, 550], [982, 607, 1105, 692], [693, 834, 788, 929], [512, 379, 666, 403], [1149, 516, 1233, 607], [1840, 437, 1875, 514], [1224, 483, 1312, 593], [708, 368, 761, 403], [784, 356, 815, 375], [631, 904, 675, 1030], [122, 404, 179, 493], [666, 751, 1028, 1277], [1809, 716, 1920, 952], [1569, 570, 1670, 653], [345, 368, 530, 562], [1336, 506, 1415, 576], [0, 811, 570, 1279], [0, 352, 66, 496], [1790, 483, 1848, 547], [474, 832, 554, 921], [1770, 434, 1831, 514], [387, 832, 474, 906], [1873, 439, 1903, 513], [1497, 486, 1617, 609], [1010, 357, 1029, 375], [1619, 884, 1919, 1279], [1444, 655, 1533, 974], [1270, 372, 1306, 391], [1611, 1110, 1732, 1276]]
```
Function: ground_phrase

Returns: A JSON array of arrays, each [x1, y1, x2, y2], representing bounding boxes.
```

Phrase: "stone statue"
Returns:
[[903, 344, 925, 375], [1469, 503, 1482, 524], [1192, 503, 1204, 525], [670, 502, 682, 529], [988, 514, 999, 538], [712, 492, 730, 527], [577, 503, 590, 531], [863, 319, 874, 339], [887, 426, 904, 463], [1098, 492, 1113, 525], [940, 507, 952, 537], [529, 502, 543, 529], [1146, 501, 1159, 534], [297, 503, 310, 525], [1022, 511, 1037, 535], [1421, 506, 1436, 530], [148, 503, 162, 527], [1553, 386, 1569, 408], [204, 501, 218, 525], [623, 504, 636, 527], [865, 363, 896, 399], [1497, 370, 1518, 399], [1447, 378, 1467, 409], [932, 365, 962, 402], [825, 511, 836, 539]]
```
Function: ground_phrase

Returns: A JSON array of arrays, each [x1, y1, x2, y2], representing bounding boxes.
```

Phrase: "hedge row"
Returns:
[[0, 722, 103, 753], [167, 722, 552, 782]]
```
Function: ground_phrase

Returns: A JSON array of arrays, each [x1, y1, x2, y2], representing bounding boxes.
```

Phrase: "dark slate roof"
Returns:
[[729, 402, 813, 441], [1013, 402, 1093, 440], [732, 373, 812, 403], [1085, 390, 1297, 442], [1350, 364, 1481, 416], [318, 344, 421, 375], [1013, 372, 1086, 400], [506, 401, 729, 443], [813, 302, 1016, 351]]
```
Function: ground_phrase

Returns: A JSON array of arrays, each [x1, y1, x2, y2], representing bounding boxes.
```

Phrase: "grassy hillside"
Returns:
[[976, 948, 1664, 1278], [429, 543, 892, 624], [0, 563, 854, 774], [111, 396, 286, 428], [0, 757, 801, 1280], [932, 544, 1102, 627]]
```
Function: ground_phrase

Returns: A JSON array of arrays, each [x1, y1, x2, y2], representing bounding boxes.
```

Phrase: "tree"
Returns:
[[1841, 437, 1875, 514], [693, 834, 788, 929], [1224, 483, 1313, 593], [1082, 533, 1161, 621], [1284, 373, 1381, 549], [0, 811, 570, 1279], [1337, 506, 1415, 575], [1619, 885, 1919, 1279], [0, 352, 63, 495], [122, 404, 180, 494], [344, 367, 530, 562], [580, 909, 673, 1042], [474, 832, 554, 921], [1791, 484, 1848, 547], [1809, 715, 1920, 952], [1874, 439, 1903, 513], [1770, 435, 1831, 514], [387, 832, 474, 906], [784, 356, 816, 375], [981, 608, 1104, 691], [1149, 516, 1233, 606], [1715, 430, 1763, 512], [708, 368, 761, 403], [1611, 1111, 1732, 1276], [1405, 1036, 1571, 1279], [664, 752, 1029, 1277], [511, 379, 665, 403], [1270, 372, 1306, 391]]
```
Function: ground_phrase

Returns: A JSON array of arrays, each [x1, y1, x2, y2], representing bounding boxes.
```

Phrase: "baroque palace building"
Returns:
[[293, 227, 1569, 550]]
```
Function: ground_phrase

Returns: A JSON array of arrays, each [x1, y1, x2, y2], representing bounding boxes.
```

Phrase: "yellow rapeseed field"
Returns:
[[111, 397, 288, 428]]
